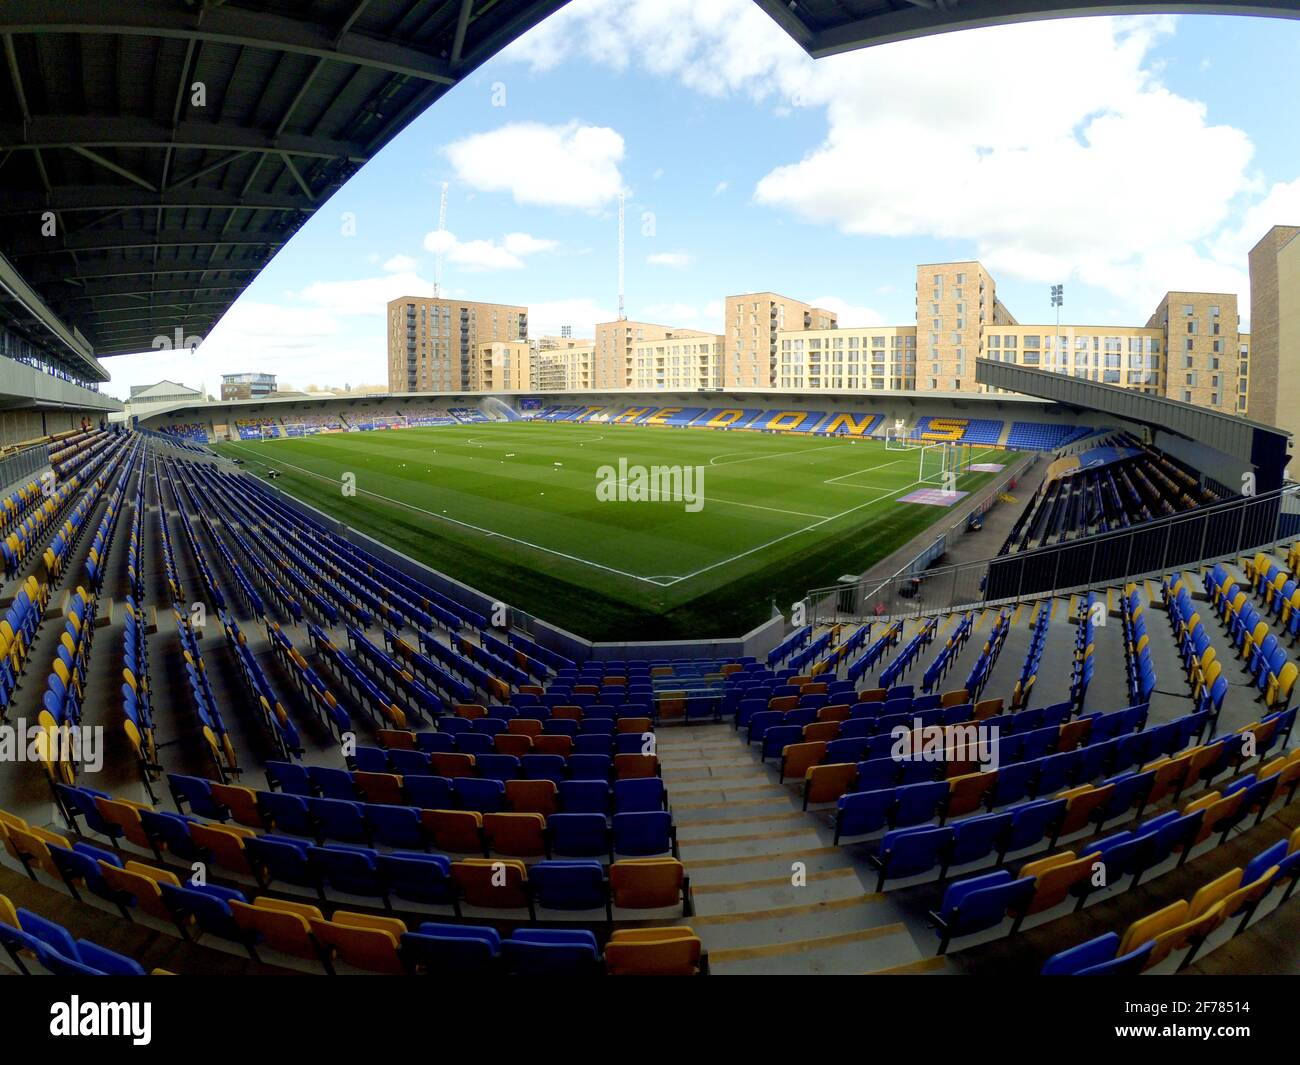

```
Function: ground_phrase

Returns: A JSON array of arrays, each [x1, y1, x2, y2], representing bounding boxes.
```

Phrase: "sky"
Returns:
[[100, 0, 1300, 400]]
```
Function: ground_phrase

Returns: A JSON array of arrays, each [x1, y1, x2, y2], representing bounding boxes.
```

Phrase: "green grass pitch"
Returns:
[[215, 423, 1013, 641]]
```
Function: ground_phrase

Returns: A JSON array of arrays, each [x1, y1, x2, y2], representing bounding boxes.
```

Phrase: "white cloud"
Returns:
[[101, 300, 385, 401], [713, 181, 729, 196], [1211, 177, 1300, 263], [528, 297, 617, 336], [447, 239, 527, 271], [639, 302, 706, 325], [382, 254, 417, 272], [508, 1, 1285, 318], [647, 251, 693, 269], [421, 228, 556, 271], [505, 0, 812, 101], [296, 271, 431, 316], [445, 120, 625, 210], [503, 232, 559, 256], [810, 295, 885, 328]]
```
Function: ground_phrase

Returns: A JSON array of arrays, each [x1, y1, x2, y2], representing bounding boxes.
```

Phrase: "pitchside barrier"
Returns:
[[805, 481, 1300, 627], [804, 453, 1033, 621]]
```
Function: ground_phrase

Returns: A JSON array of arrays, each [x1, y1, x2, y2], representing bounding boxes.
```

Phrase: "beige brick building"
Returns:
[[775, 325, 917, 391], [387, 296, 528, 392], [1146, 292, 1241, 411], [1236, 334, 1251, 416], [915, 263, 1013, 392], [531, 335, 594, 391], [1279, 237, 1300, 443], [630, 331, 722, 390], [723, 293, 837, 388], [984, 325, 1165, 393], [1247, 225, 1300, 433], [470, 340, 531, 392], [592, 320, 694, 389]]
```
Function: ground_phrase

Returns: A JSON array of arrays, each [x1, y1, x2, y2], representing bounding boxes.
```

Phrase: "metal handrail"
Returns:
[[805, 483, 1300, 626]]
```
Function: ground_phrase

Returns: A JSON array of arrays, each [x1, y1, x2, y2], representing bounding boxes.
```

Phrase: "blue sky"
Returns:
[[102, 0, 1300, 398]]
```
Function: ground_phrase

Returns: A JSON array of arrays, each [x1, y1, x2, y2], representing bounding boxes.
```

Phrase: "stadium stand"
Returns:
[[158, 423, 210, 445], [1005, 422, 1096, 451], [911, 417, 1004, 445], [1000, 436, 1225, 554], [235, 419, 281, 441], [0, 425, 1296, 981], [282, 414, 345, 437]]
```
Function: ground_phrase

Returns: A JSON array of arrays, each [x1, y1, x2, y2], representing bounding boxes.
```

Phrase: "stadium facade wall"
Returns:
[[0, 358, 120, 447], [0, 357, 120, 410]]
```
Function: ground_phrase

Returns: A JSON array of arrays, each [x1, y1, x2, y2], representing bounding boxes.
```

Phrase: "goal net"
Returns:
[[919, 442, 970, 485], [884, 419, 919, 451]]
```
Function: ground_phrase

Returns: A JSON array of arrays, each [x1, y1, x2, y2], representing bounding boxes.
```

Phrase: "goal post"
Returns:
[[918, 442, 972, 484], [884, 418, 919, 451]]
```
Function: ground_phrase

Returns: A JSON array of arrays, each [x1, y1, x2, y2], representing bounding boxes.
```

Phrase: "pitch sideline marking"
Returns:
[[222, 435, 1006, 589], [707, 441, 853, 467], [221, 442, 669, 585], [655, 444, 1012, 586]]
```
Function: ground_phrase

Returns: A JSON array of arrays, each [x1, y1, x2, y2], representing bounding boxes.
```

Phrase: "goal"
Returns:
[[918, 442, 971, 485], [885, 420, 919, 451]]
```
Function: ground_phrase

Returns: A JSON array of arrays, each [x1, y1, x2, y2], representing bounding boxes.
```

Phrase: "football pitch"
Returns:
[[215, 423, 1014, 640]]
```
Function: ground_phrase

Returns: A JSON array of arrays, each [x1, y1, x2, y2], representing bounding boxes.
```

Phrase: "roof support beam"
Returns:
[[0, 116, 369, 162], [56, 281, 246, 302], [68, 144, 158, 191], [0, 187, 312, 216], [279, 152, 316, 203], [23, 264, 260, 286], [0, 0, 457, 83], [8, 230, 281, 256], [451, 0, 475, 67], [166, 150, 252, 191], [85, 300, 232, 322], [336, 1, 373, 43]]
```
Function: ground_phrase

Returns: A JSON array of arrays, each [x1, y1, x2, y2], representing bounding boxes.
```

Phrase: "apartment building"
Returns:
[[1280, 235, 1300, 439], [1237, 333, 1251, 416], [592, 320, 696, 389], [983, 325, 1165, 393], [630, 331, 723, 391], [775, 325, 917, 391], [531, 335, 594, 391], [723, 293, 837, 388], [915, 263, 1014, 392], [379, 253, 1273, 425], [1248, 225, 1300, 434], [1144, 293, 1241, 411], [220, 372, 276, 401], [387, 297, 528, 392], [470, 340, 531, 392]]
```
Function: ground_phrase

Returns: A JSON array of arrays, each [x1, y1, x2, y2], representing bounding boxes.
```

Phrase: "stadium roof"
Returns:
[[975, 359, 1290, 482], [0, 0, 569, 376], [753, 1, 1300, 57]]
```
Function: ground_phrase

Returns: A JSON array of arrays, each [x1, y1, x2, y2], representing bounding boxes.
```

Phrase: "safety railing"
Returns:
[[805, 482, 1300, 626], [0, 440, 50, 492]]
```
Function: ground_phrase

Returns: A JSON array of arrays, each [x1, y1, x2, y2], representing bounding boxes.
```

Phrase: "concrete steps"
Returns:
[[657, 723, 931, 974]]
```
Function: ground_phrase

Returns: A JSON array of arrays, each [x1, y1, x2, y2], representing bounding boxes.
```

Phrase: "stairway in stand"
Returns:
[[655, 723, 939, 974]]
